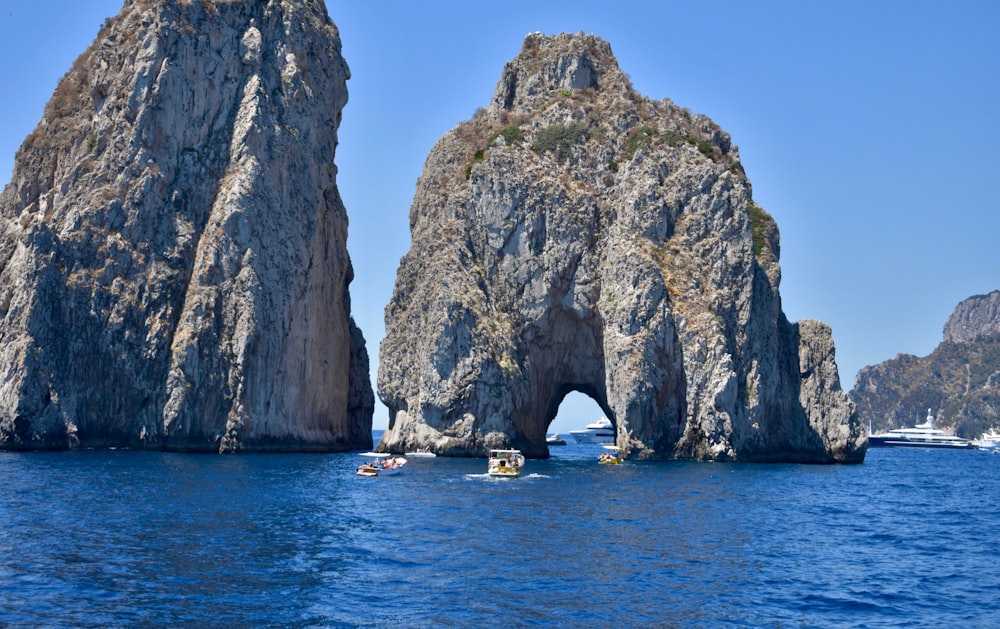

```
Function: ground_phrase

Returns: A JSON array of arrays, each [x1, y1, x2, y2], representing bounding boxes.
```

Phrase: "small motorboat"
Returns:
[[356, 452, 408, 477], [487, 449, 525, 478], [545, 433, 567, 446], [598, 445, 622, 464]]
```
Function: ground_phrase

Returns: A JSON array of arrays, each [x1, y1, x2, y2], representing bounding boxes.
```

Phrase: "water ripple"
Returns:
[[1, 446, 998, 626]]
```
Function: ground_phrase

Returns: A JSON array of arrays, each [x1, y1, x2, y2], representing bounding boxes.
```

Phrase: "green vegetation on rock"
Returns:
[[531, 121, 590, 162], [747, 200, 775, 258], [623, 125, 657, 159], [466, 126, 525, 179], [488, 125, 525, 146], [622, 126, 719, 162]]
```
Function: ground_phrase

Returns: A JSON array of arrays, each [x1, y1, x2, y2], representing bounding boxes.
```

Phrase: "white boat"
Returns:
[[404, 448, 437, 458], [356, 452, 408, 477], [868, 409, 976, 450], [598, 444, 622, 464], [972, 428, 1000, 451], [487, 449, 525, 478], [545, 433, 567, 446], [569, 417, 615, 444]]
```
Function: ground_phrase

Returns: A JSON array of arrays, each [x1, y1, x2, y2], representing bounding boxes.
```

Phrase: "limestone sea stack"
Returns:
[[0, 0, 374, 451], [378, 33, 865, 462]]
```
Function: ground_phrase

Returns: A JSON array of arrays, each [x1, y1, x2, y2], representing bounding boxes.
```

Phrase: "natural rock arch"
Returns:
[[376, 33, 864, 463]]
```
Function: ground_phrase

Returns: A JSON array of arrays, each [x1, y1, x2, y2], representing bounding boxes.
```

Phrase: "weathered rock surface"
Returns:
[[377, 33, 864, 462], [943, 290, 1000, 343], [852, 291, 1000, 437], [0, 0, 373, 451]]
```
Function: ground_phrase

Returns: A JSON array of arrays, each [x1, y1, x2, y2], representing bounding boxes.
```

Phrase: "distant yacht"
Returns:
[[869, 409, 976, 450], [972, 428, 1000, 452], [569, 417, 615, 444], [545, 433, 567, 446]]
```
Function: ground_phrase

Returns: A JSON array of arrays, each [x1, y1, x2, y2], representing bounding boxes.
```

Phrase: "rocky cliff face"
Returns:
[[0, 0, 373, 451], [852, 291, 1000, 436], [943, 290, 1000, 343], [377, 33, 864, 462]]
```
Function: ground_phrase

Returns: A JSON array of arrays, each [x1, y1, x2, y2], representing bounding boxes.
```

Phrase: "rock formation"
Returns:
[[0, 0, 373, 451], [377, 33, 865, 463], [943, 290, 1000, 343], [852, 291, 1000, 437]]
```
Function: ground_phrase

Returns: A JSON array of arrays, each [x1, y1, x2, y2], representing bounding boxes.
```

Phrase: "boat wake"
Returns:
[[463, 472, 550, 481]]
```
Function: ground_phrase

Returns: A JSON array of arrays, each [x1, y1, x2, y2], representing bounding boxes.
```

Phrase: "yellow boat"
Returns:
[[598, 445, 622, 464], [487, 449, 525, 477]]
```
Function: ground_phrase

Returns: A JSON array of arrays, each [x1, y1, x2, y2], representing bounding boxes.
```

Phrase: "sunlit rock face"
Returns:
[[943, 290, 1000, 343], [378, 33, 864, 462], [0, 0, 373, 451]]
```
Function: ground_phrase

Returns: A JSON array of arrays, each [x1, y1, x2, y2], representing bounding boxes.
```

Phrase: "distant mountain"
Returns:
[[851, 292, 1000, 437]]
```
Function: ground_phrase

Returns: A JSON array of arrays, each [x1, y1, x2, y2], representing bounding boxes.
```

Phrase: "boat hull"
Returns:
[[488, 467, 522, 478], [868, 437, 976, 449]]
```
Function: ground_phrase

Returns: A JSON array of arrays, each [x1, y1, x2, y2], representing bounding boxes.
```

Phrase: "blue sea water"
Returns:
[[2, 435, 999, 628]]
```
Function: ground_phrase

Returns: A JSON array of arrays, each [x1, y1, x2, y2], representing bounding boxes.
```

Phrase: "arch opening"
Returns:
[[544, 386, 614, 445]]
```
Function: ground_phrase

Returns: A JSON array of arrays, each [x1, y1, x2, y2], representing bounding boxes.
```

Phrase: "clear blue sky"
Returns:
[[1, 1, 998, 434]]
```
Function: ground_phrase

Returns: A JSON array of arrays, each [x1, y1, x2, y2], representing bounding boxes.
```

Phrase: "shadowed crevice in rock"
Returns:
[[377, 32, 865, 463]]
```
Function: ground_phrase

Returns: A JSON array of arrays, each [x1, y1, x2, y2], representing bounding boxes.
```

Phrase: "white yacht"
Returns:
[[972, 428, 1000, 452], [868, 409, 976, 450], [569, 417, 615, 444], [545, 433, 567, 446]]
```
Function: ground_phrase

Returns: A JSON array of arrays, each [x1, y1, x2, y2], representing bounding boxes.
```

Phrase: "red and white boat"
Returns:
[[356, 453, 408, 477]]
